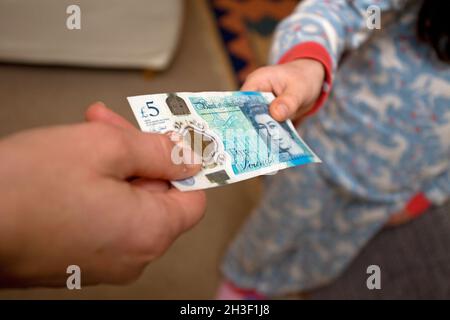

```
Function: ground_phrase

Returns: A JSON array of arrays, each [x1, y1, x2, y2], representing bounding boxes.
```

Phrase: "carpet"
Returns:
[[209, 0, 299, 86]]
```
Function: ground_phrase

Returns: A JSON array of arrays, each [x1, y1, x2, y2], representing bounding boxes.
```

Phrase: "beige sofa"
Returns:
[[0, 0, 184, 70]]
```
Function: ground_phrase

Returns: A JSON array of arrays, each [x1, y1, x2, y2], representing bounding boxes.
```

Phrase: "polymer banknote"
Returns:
[[127, 91, 321, 191]]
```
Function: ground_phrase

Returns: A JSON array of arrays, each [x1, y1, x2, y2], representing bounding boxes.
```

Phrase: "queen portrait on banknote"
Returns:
[[243, 103, 305, 162]]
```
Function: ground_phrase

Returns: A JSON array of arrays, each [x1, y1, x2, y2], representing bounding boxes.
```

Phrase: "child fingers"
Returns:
[[241, 69, 274, 92], [270, 91, 302, 121], [270, 83, 315, 122]]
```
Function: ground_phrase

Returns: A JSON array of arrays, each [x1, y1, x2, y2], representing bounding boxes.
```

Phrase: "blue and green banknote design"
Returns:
[[128, 91, 321, 191]]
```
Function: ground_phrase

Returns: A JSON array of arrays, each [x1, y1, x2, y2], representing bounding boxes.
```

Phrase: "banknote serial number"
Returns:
[[179, 304, 270, 317]]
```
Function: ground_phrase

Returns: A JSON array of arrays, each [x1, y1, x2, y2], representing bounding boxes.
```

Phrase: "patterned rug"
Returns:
[[209, 0, 299, 86]]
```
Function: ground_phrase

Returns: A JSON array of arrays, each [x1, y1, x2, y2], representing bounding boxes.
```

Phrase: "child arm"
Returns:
[[270, 0, 409, 114]]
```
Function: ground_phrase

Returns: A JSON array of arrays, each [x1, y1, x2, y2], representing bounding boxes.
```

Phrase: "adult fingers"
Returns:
[[130, 178, 170, 192], [85, 102, 137, 130], [112, 129, 202, 181], [85, 104, 202, 180], [127, 188, 206, 260], [156, 189, 207, 235]]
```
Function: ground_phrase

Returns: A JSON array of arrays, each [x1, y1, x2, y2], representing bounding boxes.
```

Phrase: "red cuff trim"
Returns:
[[405, 192, 432, 218], [225, 280, 266, 300], [278, 42, 333, 116]]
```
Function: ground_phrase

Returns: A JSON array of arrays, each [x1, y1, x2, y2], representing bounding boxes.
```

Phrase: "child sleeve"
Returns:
[[269, 0, 409, 114], [424, 169, 450, 207], [403, 169, 450, 218]]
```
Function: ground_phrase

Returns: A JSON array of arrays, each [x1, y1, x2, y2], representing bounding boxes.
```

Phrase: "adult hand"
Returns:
[[0, 103, 206, 287]]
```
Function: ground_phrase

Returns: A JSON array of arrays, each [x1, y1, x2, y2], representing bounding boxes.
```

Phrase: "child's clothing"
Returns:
[[216, 280, 267, 300], [222, 0, 450, 296]]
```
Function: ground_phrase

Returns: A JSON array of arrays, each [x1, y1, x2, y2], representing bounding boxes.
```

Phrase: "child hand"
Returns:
[[242, 59, 325, 123]]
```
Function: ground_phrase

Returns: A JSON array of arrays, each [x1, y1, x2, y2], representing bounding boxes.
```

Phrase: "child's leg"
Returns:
[[221, 165, 393, 297]]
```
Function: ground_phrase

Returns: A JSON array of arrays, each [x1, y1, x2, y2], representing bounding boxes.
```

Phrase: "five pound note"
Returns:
[[127, 91, 321, 191]]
